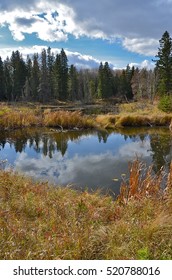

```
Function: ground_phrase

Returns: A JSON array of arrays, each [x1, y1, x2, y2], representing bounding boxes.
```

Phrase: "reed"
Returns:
[[0, 159, 172, 260]]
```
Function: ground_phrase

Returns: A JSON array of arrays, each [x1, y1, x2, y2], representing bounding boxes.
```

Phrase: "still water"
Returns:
[[0, 127, 172, 195]]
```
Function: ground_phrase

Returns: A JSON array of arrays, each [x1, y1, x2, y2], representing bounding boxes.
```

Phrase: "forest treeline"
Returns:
[[0, 31, 172, 104]]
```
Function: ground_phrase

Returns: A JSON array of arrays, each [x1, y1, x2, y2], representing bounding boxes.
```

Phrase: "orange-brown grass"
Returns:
[[43, 110, 95, 129], [96, 114, 172, 129], [0, 104, 95, 130], [0, 108, 41, 129], [95, 101, 172, 129], [0, 160, 172, 260]]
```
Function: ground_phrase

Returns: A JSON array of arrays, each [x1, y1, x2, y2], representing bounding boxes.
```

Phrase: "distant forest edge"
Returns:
[[0, 31, 172, 109]]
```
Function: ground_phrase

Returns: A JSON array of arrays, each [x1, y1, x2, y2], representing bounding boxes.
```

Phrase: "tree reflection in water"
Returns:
[[0, 127, 171, 191]]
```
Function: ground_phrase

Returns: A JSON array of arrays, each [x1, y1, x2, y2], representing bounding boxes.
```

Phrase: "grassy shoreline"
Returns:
[[0, 102, 172, 130], [0, 160, 172, 260]]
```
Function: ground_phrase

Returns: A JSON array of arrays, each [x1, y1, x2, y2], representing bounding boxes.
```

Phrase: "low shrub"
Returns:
[[158, 95, 172, 113]]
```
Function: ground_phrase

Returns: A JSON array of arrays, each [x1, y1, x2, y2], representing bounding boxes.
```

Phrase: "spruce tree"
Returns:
[[4, 57, 12, 101], [60, 48, 68, 101], [53, 49, 68, 101], [47, 47, 54, 99], [39, 49, 51, 103], [53, 53, 61, 100], [97, 62, 105, 98], [103, 62, 114, 98], [68, 64, 78, 101], [24, 55, 32, 101], [155, 31, 172, 95], [0, 57, 5, 100], [10, 51, 27, 101], [31, 53, 40, 101], [98, 62, 114, 98]]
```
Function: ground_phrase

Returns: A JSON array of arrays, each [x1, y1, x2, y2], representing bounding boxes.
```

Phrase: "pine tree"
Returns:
[[53, 49, 69, 101], [10, 51, 27, 101], [31, 53, 40, 101], [23, 55, 32, 101], [4, 57, 12, 101], [53, 53, 61, 100], [155, 31, 172, 95], [59, 48, 68, 100], [0, 57, 5, 100], [97, 62, 104, 98], [39, 49, 51, 103], [68, 64, 78, 101], [103, 62, 114, 98], [98, 62, 114, 98], [47, 47, 54, 99]]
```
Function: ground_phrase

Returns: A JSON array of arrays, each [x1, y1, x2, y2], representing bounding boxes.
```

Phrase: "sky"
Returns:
[[0, 0, 172, 69]]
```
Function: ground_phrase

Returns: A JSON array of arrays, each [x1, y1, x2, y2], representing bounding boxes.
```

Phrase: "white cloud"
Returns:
[[0, 8, 69, 42], [123, 38, 159, 56], [129, 60, 155, 70], [13, 138, 151, 189], [0, 45, 102, 69], [0, 0, 172, 56]]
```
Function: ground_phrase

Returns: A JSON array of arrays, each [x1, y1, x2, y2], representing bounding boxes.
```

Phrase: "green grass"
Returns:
[[0, 160, 172, 260]]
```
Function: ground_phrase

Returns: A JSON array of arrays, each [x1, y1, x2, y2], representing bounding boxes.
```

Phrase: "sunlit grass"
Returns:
[[0, 104, 96, 130], [0, 160, 172, 260], [0, 109, 41, 129], [96, 101, 172, 129], [1, 102, 172, 130], [43, 110, 95, 129]]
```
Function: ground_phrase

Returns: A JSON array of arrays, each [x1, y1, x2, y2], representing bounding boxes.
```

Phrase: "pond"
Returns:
[[0, 127, 172, 195]]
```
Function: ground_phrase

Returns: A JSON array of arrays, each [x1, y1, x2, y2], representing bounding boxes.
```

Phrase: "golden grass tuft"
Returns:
[[43, 110, 95, 129], [0, 159, 172, 260], [96, 113, 172, 129], [0, 109, 41, 129]]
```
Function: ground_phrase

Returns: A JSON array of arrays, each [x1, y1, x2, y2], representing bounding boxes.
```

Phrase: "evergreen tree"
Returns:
[[31, 53, 40, 101], [10, 51, 27, 101], [155, 31, 172, 95], [23, 55, 32, 100], [59, 48, 68, 100], [53, 53, 61, 100], [0, 57, 5, 100], [125, 64, 134, 99], [3, 57, 12, 101], [103, 62, 114, 98], [98, 62, 114, 98], [53, 49, 68, 101], [97, 62, 104, 98], [47, 47, 54, 99], [68, 64, 78, 100], [39, 49, 51, 103]]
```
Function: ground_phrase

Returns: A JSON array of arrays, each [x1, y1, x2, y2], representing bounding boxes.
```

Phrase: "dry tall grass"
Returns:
[[1, 102, 172, 130], [0, 160, 172, 260], [0, 110, 41, 129], [96, 113, 172, 129], [0, 104, 95, 130], [43, 110, 95, 129]]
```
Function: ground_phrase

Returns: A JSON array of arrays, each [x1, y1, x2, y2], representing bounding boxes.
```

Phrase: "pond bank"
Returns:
[[0, 159, 172, 260], [0, 102, 172, 130]]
